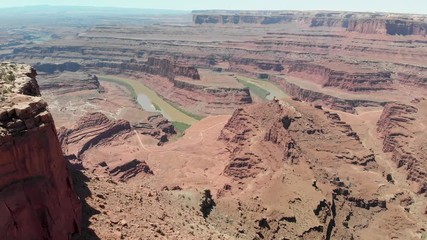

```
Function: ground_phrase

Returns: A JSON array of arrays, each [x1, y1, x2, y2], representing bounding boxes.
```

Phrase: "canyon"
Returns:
[[0, 6, 426, 240]]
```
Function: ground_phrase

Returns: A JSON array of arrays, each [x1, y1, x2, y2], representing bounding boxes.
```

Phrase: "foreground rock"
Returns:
[[0, 63, 81, 239]]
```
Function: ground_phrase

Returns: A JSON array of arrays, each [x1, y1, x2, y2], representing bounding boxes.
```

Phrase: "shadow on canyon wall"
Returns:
[[69, 163, 101, 240]]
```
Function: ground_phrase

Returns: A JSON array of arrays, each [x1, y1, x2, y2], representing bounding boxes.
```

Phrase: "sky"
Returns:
[[0, 0, 427, 14]]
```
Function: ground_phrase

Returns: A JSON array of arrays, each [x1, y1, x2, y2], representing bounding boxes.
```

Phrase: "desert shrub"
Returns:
[[7, 73, 15, 82]]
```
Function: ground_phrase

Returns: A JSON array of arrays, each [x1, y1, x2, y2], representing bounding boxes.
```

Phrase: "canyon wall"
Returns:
[[38, 72, 100, 95], [88, 57, 200, 81], [377, 99, 427, 194], [192, 11, 427, 36], [286, 62, 392, 92], [0, 63, 81, 239], [347, 19, 427, 35], [269, 76, 385, 113], [90, 58, 253, 116]]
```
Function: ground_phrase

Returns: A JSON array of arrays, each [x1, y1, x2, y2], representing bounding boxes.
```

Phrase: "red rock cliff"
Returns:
[[0, 63, 81, 239], [377, 100, 427, 194]]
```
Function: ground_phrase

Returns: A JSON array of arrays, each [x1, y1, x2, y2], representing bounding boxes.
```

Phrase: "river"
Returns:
[[98, 75, 198, 125]]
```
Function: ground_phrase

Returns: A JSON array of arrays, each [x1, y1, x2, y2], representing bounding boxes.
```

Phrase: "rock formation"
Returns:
[[286, 62, 392, 92], [88, 57, 200, 81], [377, 100, 427, 194], [133, 113, 176, 145], [215, 100, 425, 239], [0, 63, 81, 239], [38, 72, 100, 95], [192, 10, 427, 36], [59, 112, 132, 159], [220, 100, 376, 179], [59, 112, 153, 181], [269, 76, 385, 113]]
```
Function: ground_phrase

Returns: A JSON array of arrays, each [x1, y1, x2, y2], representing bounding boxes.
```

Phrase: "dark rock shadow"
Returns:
[[69, 163, 101, 240]]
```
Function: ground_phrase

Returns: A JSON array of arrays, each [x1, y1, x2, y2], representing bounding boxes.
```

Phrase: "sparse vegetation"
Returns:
[[172, 121, 191, 132], [7, 73, 15, 82], [237, 77, 270, 100], [152, 102, 161, 111], [199, 189, 216, 219], [207, 54, 217, 65]]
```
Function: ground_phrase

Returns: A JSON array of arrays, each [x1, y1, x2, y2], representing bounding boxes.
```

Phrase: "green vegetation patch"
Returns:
[[152, 102, 161, 111], [172, 121, 191, 132], [165, 100, 205, 121], [237, 78, 270, 100], [98, 75, 199, 125]]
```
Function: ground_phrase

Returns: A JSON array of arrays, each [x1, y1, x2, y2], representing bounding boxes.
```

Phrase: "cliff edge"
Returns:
[[0, 63, 81, 239]]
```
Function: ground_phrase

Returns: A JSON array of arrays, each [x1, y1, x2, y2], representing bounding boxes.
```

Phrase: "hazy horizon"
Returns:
[[1, 0, 427, 14]]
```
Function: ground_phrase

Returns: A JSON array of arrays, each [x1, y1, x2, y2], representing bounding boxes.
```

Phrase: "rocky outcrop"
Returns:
[[146, 57, 200, 81], [108, 159, 153, 182], [219, 101, 302, 178], [59, 112, 132, 159], [0, 63, 81, 239], [385, 20, 427, 36], [217, 100, 399, 239], [377, 101, 427, 194], [230, 58, 284, 73], [220, 100, 376, 179], [38, 72, 100, 95], [58, 112, 154, 182], [133, 113, 176, 145]]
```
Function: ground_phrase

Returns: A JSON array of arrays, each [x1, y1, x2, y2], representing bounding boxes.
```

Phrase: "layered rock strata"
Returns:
[[216, 100, 424, 239], [192, 10, 427, 36], [269, 76, 385, 113], [38, 72, 100, 95], [0, 63, 81, 239], [286, 62, 392, 92], [133, 113, 176, 145], [59, 112, 153, 181], [377, 100, 427, 194], [59, 112, 132, 160]]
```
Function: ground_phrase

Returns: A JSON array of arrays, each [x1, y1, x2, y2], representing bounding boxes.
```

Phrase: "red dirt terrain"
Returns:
[[1, 8, 427, 240]]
